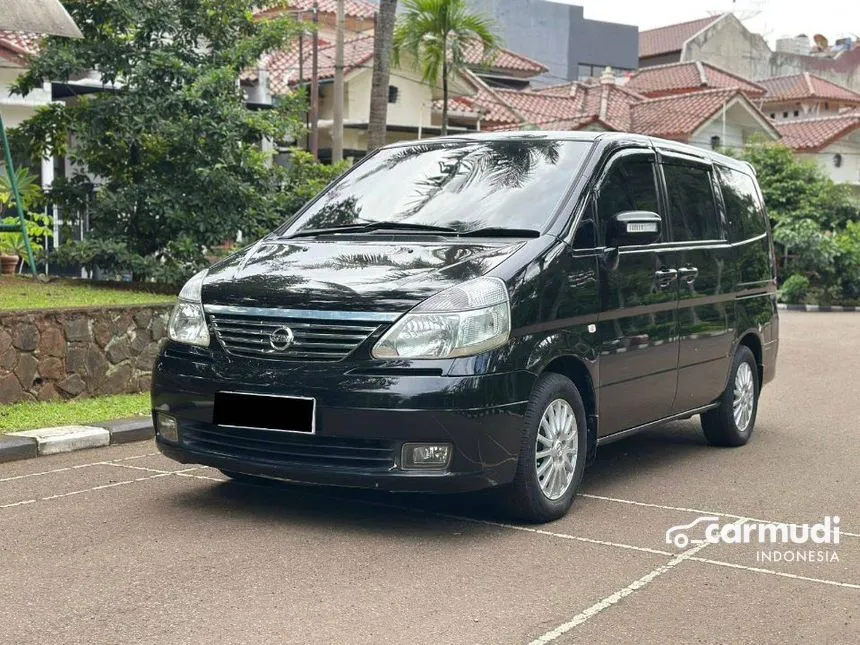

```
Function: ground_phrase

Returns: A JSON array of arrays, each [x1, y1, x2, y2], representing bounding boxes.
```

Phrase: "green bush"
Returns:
[[740, 138, 860, 305], [780, 274, 810, 304]]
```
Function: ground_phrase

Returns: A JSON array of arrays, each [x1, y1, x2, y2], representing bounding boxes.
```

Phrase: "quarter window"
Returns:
[[596, 156, 661, 245], [662, 163, 721, 242], [717, 166, 766, 240]]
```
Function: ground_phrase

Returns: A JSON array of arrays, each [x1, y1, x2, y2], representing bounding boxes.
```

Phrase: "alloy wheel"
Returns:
[[733, 362, 755, 431], [535, 398, 578, 500]]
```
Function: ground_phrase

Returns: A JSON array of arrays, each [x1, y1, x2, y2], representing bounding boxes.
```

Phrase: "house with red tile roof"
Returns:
[[758, 73, 860, 122], [639, 15, 725, 68], [640, 13, 860, 93], [263, 34, 478, 160], [625, 61, 767, 99], [776, 114, 860, 186], [0, 30, 51, 129], [444, 69, 779, 154]]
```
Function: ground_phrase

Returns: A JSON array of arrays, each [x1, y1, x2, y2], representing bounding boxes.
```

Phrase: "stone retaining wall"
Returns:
[[0, 305, 172, 404]]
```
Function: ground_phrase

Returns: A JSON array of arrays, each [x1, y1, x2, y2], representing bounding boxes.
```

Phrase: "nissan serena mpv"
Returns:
[[153, 132, 779, 522]]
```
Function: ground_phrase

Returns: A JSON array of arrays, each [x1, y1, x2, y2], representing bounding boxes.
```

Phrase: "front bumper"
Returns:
[[152, 343, 535, 493]]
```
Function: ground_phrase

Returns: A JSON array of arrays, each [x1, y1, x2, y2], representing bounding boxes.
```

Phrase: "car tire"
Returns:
[[701, 345, 759, 447], [500, 373, 588, 523]]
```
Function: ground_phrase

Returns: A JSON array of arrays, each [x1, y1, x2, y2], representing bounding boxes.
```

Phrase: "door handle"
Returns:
[[654, 268, 678, 289], [678, 267, 699, 284]]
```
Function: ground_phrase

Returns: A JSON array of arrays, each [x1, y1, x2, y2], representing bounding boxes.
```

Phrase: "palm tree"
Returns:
[[393, 0, 498, 136], [367, 0, 399, 152]]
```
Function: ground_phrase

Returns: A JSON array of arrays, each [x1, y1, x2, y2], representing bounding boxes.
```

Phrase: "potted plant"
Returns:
[[1, 167, 51, 275], [0, 215, 54, 275], [0, 230, 23, 274]]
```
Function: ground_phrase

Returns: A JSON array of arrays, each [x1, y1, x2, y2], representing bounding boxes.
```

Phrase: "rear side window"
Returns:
[[596, 155, 660, 244], [717, 166, 766, 240], [662, 163, 721, 242]]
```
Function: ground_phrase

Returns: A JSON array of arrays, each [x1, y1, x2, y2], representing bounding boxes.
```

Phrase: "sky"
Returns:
[[553, 0, 860, 46]]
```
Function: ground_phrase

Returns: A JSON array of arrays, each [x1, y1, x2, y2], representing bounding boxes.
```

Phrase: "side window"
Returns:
[[662, 163, 721, 242], [596, 155, 660, 245], [717, 166, 766, 241]]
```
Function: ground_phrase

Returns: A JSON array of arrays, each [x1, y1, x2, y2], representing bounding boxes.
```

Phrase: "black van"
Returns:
[[153, 132, 778, 522]]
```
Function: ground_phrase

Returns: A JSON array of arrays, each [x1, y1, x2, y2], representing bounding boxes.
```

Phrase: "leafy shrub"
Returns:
[[780, 274, 810, 304]]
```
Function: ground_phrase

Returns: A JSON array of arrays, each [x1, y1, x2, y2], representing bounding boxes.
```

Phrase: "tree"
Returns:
[[366, 0, 398, 152], [11, 0, 309, 283], [739, 138, 860, 304], [393, 0, 498, 136]]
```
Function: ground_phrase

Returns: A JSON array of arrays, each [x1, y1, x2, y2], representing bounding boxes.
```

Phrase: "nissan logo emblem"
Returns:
[[269, 326, 295, 351]]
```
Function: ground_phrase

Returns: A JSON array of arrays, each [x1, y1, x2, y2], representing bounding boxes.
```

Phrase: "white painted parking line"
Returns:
[[0, 452, 159, 483], [581, 493, 860, 538], [18, 464, 858, 594], [526, 533, 733, 644], [0, 467, 200, 511], [109, 461, 226, 483], [437, 513, 675, 557], [687, 556, 860, 590]]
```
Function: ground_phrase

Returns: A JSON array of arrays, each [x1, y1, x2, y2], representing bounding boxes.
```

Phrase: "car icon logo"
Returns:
[[665, 516, 720, 549], [269, 326, 295, 351]]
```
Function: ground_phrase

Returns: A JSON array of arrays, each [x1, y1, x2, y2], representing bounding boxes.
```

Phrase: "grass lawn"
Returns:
[[0, 393, 151, 433], [0, 276, 175, 312]]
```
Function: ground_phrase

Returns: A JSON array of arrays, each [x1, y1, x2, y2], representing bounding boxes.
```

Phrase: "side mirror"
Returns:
[[607, 211, 662, 247]]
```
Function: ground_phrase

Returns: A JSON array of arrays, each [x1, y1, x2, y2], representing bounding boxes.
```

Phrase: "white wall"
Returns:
[[346, 68, 435, 128], [689, 101, 777, 154], [762, 100, 855, 121], [799, 133, 860, 185], [0, 67, 52, 127]]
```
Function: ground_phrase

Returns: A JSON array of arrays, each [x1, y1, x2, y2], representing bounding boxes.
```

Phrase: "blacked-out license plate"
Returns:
[[214, 392, 316, 434]]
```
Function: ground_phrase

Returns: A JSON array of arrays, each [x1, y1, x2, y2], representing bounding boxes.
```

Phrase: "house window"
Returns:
[[783, 111, 789, 118], [834, 153, 843, 168], [770, 113, 776, 119], [824, 102, 830, 110], [710, 135, 721, 150], [388, 86, 399, 104], [793, 110, 799, 117]]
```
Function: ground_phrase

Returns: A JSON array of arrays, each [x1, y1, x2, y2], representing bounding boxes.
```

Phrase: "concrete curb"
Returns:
[[778, 303, 860, 312], [0, 417, 153, 463]]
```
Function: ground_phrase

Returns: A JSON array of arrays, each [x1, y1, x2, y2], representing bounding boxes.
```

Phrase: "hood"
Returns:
[[201, 237, 524, 313]]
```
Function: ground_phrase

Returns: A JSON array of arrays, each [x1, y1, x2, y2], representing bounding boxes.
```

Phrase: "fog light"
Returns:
[[402, 443, 452, 470], [156, 413, 179, 443]]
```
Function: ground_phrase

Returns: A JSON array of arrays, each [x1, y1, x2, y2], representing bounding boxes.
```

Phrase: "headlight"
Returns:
[[168, 269, 210, 347], [372, 277, 510, 360]]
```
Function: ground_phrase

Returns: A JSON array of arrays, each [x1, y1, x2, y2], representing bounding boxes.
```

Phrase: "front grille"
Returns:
[[182, 424, 396, 471], [208, 312, 382, 362]]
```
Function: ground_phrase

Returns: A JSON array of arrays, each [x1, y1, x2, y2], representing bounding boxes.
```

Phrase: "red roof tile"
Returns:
[[776, 114, 860, 151], [630, 88, 768, 140], [639, 15, 722, 59], [0, 30, 41, 63], [759, 73, 860, 104], [625, 61, 766, 98], [460, 40, 547, 75], [257, 0, 378, 20], [265, 35, 370, 95], [478, 80, 644, 132]]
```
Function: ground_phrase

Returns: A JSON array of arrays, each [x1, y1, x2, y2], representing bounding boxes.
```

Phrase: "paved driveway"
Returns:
[[1, 312, 857, 644]]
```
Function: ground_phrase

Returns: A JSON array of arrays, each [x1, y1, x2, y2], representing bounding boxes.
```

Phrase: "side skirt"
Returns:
[[595, 403, 719, 447]]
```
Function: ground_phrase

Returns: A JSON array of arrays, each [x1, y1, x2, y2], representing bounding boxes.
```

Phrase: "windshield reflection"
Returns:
[[284, 139, 590, 236]]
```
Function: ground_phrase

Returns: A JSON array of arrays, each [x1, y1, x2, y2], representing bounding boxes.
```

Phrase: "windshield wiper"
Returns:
[[287, 222, 458, 238], [456, 227, 541, 238]]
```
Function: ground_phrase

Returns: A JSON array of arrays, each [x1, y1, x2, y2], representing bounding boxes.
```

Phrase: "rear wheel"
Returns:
[[701, 345, 759, 447], [500, 373, 587, 523]]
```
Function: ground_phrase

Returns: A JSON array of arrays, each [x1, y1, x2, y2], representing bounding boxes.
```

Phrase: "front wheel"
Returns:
[[701, 345, 759, 447], [500, 373, 588, 523]]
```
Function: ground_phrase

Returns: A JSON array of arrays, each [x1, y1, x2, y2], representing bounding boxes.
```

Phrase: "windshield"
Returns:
[[282, 139, 592, 237]]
